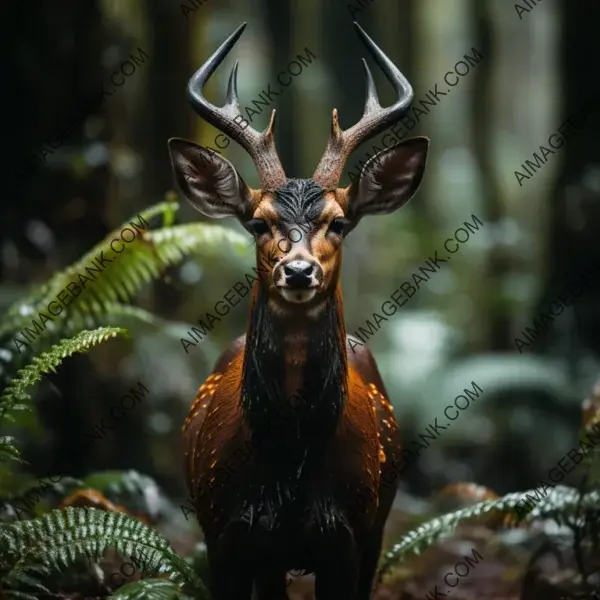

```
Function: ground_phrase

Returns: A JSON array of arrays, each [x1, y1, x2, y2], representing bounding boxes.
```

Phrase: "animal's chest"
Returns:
[[237, 474, 326, 531], [207, 428, 376, 539], [191, 371, 381, 540], [224, 465, 355, 571]]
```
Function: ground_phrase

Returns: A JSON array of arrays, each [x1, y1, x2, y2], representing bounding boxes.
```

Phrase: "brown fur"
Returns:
[[183, 330, 400, 536], [182, 274, 402, 599]]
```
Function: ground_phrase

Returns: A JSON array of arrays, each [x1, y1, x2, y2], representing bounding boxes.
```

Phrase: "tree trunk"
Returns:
[[535, 0, 600, 373]]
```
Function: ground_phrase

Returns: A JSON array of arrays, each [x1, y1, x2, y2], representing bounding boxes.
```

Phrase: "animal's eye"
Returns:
[[246, 219, 270, 237], [327, 218, 348, 236]]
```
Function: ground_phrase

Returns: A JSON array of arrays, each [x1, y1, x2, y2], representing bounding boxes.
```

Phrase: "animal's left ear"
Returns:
[[344, 136, 429, 226]]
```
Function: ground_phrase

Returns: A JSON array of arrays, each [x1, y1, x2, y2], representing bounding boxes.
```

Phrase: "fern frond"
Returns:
[[76, 222, 247, 326], [144, 220, 248, 261], [93, 304, 168, 329], [54, 304, 167, 341], [82, 221, 247, 311], [0, 507, 208, 598], [0, 202, 177, 340], [0, 203, 248, 360], [0, 327, 128, 426], [0, 438, 23, 466], [110, 578, 185, 600], [378, 485, 600, 578]]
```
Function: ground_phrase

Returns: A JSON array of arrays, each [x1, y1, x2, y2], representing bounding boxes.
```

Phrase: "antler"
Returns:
[[312, 22, 414, 189], [187, 22, 287, 191]]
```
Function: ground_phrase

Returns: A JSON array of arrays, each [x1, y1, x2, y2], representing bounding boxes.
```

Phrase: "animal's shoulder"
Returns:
[[213, 334, 246, 373]]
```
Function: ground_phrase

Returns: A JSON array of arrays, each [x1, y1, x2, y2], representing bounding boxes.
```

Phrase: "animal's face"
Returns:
[[168, 137, 427, 316], [167, 21, 429, 317], [248, 180, 346, 309]]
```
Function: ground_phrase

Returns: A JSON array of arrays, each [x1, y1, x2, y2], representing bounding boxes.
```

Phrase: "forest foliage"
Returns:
[[0, 202, 598, 599]]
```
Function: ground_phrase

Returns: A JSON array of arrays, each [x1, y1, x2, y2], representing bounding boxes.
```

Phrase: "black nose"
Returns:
[[283, 261, 315, 288]]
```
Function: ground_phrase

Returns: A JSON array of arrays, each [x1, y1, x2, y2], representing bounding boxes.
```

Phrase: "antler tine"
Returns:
[[187, 22, 286, 190], [312, 21, 414, 188], [225, 61, 241, 111], [362, 60, 380, 115]]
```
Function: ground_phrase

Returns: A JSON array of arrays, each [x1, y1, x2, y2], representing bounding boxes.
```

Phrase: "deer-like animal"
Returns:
[[169, 21, 429, 600]]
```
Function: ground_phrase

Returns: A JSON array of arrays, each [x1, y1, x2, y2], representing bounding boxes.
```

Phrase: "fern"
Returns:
[[83, 220, 247, 312], [378, 485, 600, 578], [37, 304, 168, 350], [110, 578, 185, 600], [92, 304, 169, 329], [0, 327, 128, 428], [0, 200, 248, 360], [0, 507, 209, 599], [0, 202, 175, 339], [0, 438, 22, 466]]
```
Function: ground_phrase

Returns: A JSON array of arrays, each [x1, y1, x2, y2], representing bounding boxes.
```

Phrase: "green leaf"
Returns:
[[0, 438, 23, 466], [378, 485, 600, 578], [0, 327, 128, 428], [0, 202, 178, 339], [110, 578, 185, 600], [0, 507, 209, 598], [0, 202, 247, 359]]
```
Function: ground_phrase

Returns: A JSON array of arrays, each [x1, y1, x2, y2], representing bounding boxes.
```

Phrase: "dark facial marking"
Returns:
[[272, 179, 325, 231]]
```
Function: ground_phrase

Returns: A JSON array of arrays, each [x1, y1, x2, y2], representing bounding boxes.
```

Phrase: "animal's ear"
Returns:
[[344, 137, 429, 226], [168, 137, 255, 221]]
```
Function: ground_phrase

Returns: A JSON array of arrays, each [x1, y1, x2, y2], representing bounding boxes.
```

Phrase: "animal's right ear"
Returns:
[[344, 137, 429, 225], [168, 137, 256, 221]]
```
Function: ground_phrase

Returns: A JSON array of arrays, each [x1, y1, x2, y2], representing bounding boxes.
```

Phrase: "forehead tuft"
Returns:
[[271, 178, 325, 223]]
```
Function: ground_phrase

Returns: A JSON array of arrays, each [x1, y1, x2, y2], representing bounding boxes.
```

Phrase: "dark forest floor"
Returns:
[[278, 502, 600, 600]]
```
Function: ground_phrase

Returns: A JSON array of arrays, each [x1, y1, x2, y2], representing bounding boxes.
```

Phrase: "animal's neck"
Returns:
[[241, 283, 348, 453]]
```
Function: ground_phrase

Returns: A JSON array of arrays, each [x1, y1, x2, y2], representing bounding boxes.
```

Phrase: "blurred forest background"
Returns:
[[1, 0, 600, 543]]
